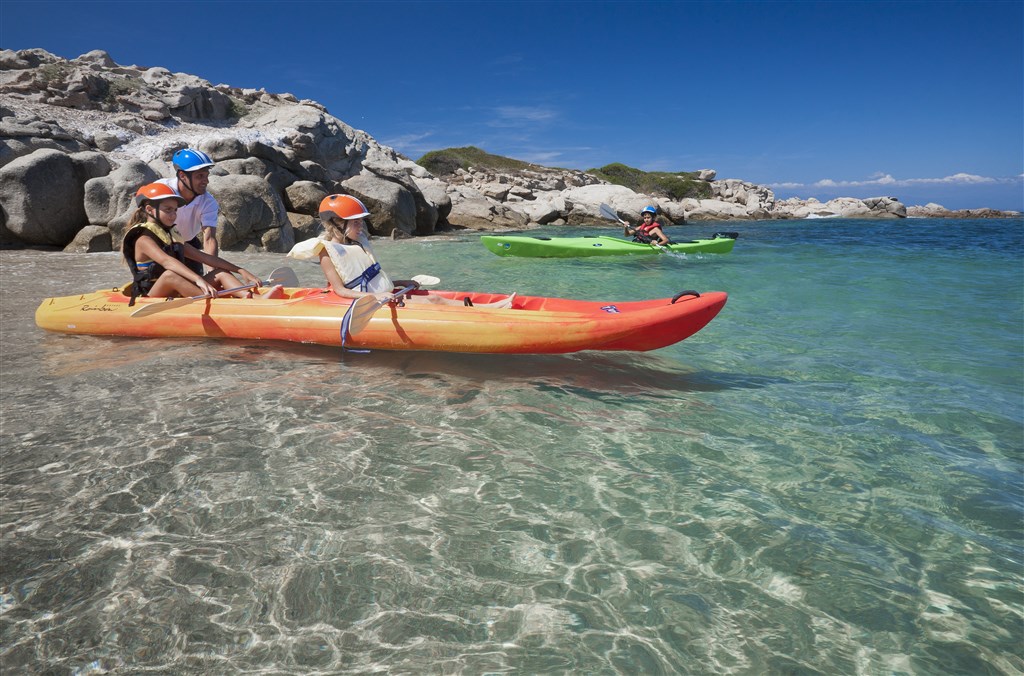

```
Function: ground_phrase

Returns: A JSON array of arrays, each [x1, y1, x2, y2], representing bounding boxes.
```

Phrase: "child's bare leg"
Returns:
[[209, 271, 251, 298], [149, 272, 203, 298]]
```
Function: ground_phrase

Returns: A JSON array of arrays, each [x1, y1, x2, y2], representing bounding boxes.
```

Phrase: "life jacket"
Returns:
[[632, 221, 660, 244], [122, 221, 186, 306], [287, 235, 394, 293]]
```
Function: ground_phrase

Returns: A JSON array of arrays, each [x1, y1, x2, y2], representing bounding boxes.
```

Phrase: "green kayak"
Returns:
[[481, 232, 738, 258]]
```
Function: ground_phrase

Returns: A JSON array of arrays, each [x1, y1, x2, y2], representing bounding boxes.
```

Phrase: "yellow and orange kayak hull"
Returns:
[[35, 287, 728, 354]]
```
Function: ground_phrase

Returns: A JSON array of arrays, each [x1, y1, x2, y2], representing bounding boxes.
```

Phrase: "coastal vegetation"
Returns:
[[587, 163, 712, 200], [417, 146, 539, 175], [416, 148, 712, 201]]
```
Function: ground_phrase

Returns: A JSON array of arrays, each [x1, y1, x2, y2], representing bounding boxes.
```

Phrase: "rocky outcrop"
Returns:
[[0, 49, 443, 250], [905, 203, 1016, 219], [1, 48, 1017, 252]]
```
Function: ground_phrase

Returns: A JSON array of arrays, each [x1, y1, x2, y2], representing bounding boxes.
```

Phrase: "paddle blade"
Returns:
[[599, 203, 625, 224], [411, 274, 440, 287], [343, 296, 384, 337], [267, 266, 299, 287], [343, 285, 419, 337], [409, 272, 438, 286]]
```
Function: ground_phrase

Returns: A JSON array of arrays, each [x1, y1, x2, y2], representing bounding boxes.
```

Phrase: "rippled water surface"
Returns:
[[2, 218, 1022, 674]]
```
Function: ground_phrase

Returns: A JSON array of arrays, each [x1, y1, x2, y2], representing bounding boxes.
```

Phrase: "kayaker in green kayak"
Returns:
[[623, 206, 671, 246]]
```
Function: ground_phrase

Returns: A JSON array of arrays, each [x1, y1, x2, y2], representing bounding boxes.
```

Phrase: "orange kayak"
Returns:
[[34, 287, 728, 354]]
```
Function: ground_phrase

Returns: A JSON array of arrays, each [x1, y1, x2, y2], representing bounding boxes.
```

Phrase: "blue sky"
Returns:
[[3, 0, 1022, 210]]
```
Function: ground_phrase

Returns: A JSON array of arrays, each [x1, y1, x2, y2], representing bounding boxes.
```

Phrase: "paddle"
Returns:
[[129, 266, 299, 318], [343, 283, 420, 337], [339, 275, 441, 339], [410, 274, 440, 287], [599, 203, 667, 252]]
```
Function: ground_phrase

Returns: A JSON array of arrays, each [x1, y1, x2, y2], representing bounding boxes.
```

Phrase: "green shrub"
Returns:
[[226, 96, 249, 120], [587, 163, 711, 200], [37, 63, 68, 85], [417, 146, 533, 175], [102, 76, 142, 106]]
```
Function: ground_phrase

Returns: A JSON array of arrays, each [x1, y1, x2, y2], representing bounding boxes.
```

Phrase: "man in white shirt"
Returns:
[[157, 148, 218, 275]]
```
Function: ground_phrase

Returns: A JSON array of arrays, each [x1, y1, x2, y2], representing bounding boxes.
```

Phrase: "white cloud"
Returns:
[[520, 151, 564, 164], [381, 131, 434, 149], [488, 106, 558, 127], [771, 172, 1021, 190]]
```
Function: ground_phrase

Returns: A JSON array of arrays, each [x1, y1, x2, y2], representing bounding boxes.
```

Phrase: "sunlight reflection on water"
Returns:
[[3, 221, 1022, 674]]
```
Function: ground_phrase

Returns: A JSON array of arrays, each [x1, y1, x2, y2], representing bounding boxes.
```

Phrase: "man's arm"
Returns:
[[199, 195, 219, 258], [201, 225, 218, 258]]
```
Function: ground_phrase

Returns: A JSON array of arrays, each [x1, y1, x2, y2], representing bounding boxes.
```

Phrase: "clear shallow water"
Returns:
[[1, 218, 1021, 674]]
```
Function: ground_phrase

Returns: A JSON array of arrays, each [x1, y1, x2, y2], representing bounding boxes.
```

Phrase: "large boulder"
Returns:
[[446, 194, 530, 230], [84, 159, 158, 241], [209, 174, 294, 252], [862, 196, 907, 218], [215, 156, 298, 195], [342, 173, 417, 237], [63, 224, 112, 252], [241, 105, 374, 181], [685, 199, 752, 221], [561, 185, 651, 224], [412, 177, 453, 221], [284, 180, 328, 215], [0, 148, 102, 246], [287, 212, 321, 242], [522, 194, 566, 225], [361, 163, 439, 235]]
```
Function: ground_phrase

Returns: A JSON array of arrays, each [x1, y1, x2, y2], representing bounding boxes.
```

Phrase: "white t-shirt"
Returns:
[[156, 177, 218, 242]]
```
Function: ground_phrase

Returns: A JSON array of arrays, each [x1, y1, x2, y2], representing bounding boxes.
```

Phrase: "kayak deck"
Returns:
[[35, 286, 728, 354]]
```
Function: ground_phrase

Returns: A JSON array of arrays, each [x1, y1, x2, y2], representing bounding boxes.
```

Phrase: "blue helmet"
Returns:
[[641, 206, 657, 215], [172, 148, 215, 172]]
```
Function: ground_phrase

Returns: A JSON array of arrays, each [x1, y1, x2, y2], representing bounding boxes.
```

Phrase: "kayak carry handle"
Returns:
[[671, 290, 701, 304]]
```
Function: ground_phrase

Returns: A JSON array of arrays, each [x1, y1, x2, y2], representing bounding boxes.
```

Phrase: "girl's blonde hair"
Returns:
[[127, 204, 151, 227], [322, 216, 347, 242]]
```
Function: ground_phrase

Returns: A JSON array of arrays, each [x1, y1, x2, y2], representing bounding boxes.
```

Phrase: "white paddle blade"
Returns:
[[344, 296, 383, 336], [267, 266, 299, 287], [411, 274, 440, 287], [344, 284, 420, 337]]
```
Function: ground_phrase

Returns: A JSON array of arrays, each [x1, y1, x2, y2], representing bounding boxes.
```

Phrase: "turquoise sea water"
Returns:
[[1, 218, 1021, 674]]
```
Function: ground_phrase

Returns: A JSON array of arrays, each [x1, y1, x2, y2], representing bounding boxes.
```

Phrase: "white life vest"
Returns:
[[287, 236, 394, 293]]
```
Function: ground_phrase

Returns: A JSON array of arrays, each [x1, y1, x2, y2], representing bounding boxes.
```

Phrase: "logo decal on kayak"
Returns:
[[600, 305, 620, 313]]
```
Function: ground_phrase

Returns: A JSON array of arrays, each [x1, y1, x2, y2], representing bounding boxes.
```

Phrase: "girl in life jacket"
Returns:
[[624, 206, 671, 246], [122, 183, 280, 305], [287, 194, 515, 308]]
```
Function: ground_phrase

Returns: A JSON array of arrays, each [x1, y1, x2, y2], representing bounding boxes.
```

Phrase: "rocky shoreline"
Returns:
[[1, 48, 1018, 254]]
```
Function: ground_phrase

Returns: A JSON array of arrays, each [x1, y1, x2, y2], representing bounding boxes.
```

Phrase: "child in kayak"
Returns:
[[122, 183, 282, 305], [288, 194, 514, 308], [624, 206, 671, 246]]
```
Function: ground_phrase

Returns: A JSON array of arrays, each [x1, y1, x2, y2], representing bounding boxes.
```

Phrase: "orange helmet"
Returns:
[[135, 182, 186, 207], [319, 194, 369, 222]]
